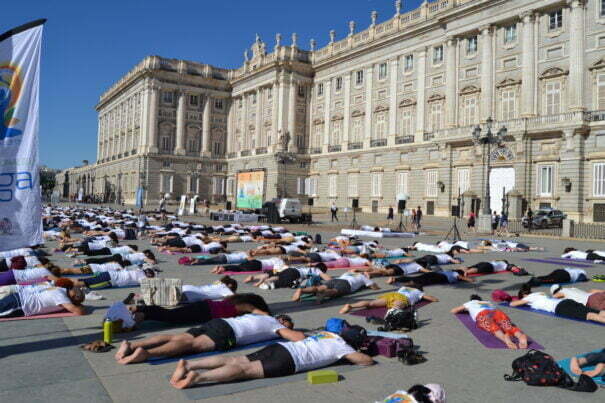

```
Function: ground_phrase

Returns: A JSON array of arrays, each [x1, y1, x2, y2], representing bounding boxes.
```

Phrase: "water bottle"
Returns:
[[103, 318, 113, 344]]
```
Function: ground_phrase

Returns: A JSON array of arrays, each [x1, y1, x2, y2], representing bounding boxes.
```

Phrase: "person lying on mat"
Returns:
[[70, 244, 138, 257], [60, 233, 119, 254], [349, 261, 431, 279], [481, 240, 542, 252], [0, 267, 62, 286], [461, 260, 521, 276], [436, 241, 484, 254], [57, 260, 131, 275], [525, 267, 587, 287], [381, 384, 446, 403], [359, 246, 410, 259], [75, 249, 157, 266], [288, 249, 343, 264], [169, 325, 374, 389], [182, 276, 238, 302], [386, 269, 475, 288], [450, 294, 528, 349], [550, 284, 605, 312], [0, 285, 86, 317], [511, 285, 605, 324], [114, 314, 304, 364], [158, 240, 227, 255], [181, 251, 249, 266], [72, 267, 157, 290], [211, 256, 287, 274], [291, 272, 380, 302], [570, 348, 605, 378], [391, 253, 462, 268], [129, 293, 270, 326], [244, 264, 332, 289], [317, 256, 372, 270], [247, 243, 309, 257], [339, 285, 438, 314], [561, 248, 604, 261]]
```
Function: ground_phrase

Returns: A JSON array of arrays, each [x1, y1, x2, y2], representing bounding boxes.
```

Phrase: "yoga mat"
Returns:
[[454, 313, 543, 350], [467, 270, 512, 278], [348, 300, 431, 318], [179, 363, 366, 400], [500, 303, 605, 327], [549, 257, 604, 265], [366, 330, 410, 339], [0, 311, 77, 322], [558, 350, 605, 385], [222, 266, 365, 276], [521, 258, 593, 269], [148, 338, 286, 365]]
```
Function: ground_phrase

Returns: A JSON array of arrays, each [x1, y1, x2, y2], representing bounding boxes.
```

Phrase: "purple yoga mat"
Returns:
[[521, 258, 593, 268], [545, 257, 603, 265], [455, 313, 544, 350], [349, 300, 431, 317]]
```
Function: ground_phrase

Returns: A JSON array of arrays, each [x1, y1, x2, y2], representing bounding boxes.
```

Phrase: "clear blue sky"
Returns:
[[5, 0, 423, 169]]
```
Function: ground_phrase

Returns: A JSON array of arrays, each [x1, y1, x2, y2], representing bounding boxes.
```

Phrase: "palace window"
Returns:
[[601, 0, 605, 17], [401, 108, 414, 135], [213, 142, 222, 156], [162, 91, 174, 104], [538, 165, 554, 197], [214, 99, 223, 110], [594, 163, 605, 196], [433, 46, 443, 64], [504, 25, 517, 44], [467, 36, 478, 55], [252, 93, 257, 104], [331, 122, 341, 145], [317, 83, 324, 97], [396, 171, 408, 196], [549, 10, 563, 31], [189, 95, 199, 106], [329, 175, 338, 197], [348, 174, 359, 197], [161, 135, 172, 151], [267, 88, 272, 100], [379, 62, 388, 80], [313, 124, 323, 148], [426, 170, 438, 197], [597, 73, 605, 110], [335, 77, 343, 92], [352, 119, 363, 142], [371, 173, 382, 197], [404, 55, 414, 72], [430, 102, 443, 131], [501, 89, 517, 120], [461, 96, 478, 126], [356, 70, 364, 86], [187, 137, 197, 153], [457, 168, 470, 195], [374, 114, 386, 139], [298, 85, 305, 97], [544, 81, 562, 115]]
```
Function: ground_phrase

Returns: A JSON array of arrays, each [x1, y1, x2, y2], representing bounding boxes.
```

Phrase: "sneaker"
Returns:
[[85, 291, 105, 301]]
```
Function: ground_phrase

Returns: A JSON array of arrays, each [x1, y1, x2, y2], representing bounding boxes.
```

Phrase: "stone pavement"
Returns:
[[2, 213, 605, 402]]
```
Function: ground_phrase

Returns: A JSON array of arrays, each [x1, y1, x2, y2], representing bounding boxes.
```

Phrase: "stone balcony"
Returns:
[[240, 150, 251, 157], [327, 144, 342, 152], [309, 147, 322, 154], [348, 142, 363, 150], [395, 135, 415, 145], [255, 147, 268, 155], [370, 139, 387, 148]]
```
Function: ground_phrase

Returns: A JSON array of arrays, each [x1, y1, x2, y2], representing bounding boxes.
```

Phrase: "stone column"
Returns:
[[388, 58, 399, 145], [445, 37, 458, 128], [415, 49, 426, 142], [480, 25, 493, 121], [226, 98, 234, 153], [521, 12, 536, 117], [96, 118, 102, 162], [277, 76, 286, 134], [364, 66, 373, 146], [202, 95, 212, 156], [323, 78, 331, 149], [343, 74, 351, 145], [147, 85, 159, 153], [272, 86, 279, 149], [255, 88, 263, 150], [242, 94, 248, 150], [288, 78, 297, 152], [558, 128, 584, 221], [569, 0, 586, 111], [175, 91, 186, 155]]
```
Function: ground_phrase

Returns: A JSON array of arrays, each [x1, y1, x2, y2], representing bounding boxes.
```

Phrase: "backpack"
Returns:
[[314, 234, 322, 244], [380, 307, 418, 332], [504, 350, 573, 388], [324, 318, 349, 334], [511, 267, 529, 276]]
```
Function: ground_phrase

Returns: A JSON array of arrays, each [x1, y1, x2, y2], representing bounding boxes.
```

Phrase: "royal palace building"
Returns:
[[56, 0, 605, 222]]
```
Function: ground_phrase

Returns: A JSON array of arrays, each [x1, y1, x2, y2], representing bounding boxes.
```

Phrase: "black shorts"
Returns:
[[449, 245, 469, 253], [386, 264, 404, 276], [586, 252, 603, 261], [273, 268, 301, 288], [415, 255, 437, 268], [81, 272, 112, 289], [308, 253, 322, 263], [287, 250, 305, 257], [246, 343, 296, 377], [189, 245, 202, 253], [324, 279, 352, 295], [555, 299, 598, 320], [167, 238, 186, 248], [470, 262, 494, 274], [186, 319, 236, 351]]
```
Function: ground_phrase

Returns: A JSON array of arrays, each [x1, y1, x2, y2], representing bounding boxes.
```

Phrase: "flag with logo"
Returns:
[[0, 19, 46, 251]]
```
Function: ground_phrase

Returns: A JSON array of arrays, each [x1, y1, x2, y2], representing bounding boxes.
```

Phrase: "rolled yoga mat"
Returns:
[[454, 313, 543, 349], [348, 300, 431, 318]]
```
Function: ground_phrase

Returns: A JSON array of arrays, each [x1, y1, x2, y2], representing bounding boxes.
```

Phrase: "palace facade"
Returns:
[[56, 0, 605, 222]]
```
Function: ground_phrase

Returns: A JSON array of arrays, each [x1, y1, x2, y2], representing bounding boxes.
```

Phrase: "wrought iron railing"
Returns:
[[328, 145, 342, 152], [370, 139, 387, 147], [395, 135, 414, 145], [348, 142, 363, 150]]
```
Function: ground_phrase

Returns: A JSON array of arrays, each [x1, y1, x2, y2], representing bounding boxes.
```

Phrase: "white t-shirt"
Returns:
[[182, 283, 234, 302], [0, 248, 33, 258], [317, 251, 341, 261], [87, 241, 107, 251], [561, 251, 588, 260], [399, 262, 423, 275], [559, 288, 591, 305], [239, 235, 253, 243], [463, 300, 496, 321], [18, 287, 71, 316], [260, 257, 284, 270], [564, 268, 586, 283], [124, 253, 146, 265], [415, 243, 446, 253], [110, 246, 133, 255], [108, 270, 146, 287], [282, 244, 301, 254], [454, 241, 470, 249], [225, 251, 248, 264], [201, 242, 222, 252], [441, 270, 460, 283], [489, 261, 509, 272], [346, 257, 369, 267], [385, 248, 405, 257], [90, 262, 123, 272], [279, 331, 355, 373], [295, 267, 323, 277], [224, 314, 285, 345], [183, 236, 202, 247], [338, 273, 375, 292], [397, 287, 424, 305], [523, 292, 561, 313], [12, 268, 52, 282], [435, 254, 454, 265]]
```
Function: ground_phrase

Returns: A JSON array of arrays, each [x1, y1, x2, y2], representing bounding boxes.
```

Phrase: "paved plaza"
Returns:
[[2, 213, 605, 402]]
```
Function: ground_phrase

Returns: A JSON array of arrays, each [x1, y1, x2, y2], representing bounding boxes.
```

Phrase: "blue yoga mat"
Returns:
[[148, 338, 286, 365], [521, 258, 593, 269], [499, 303, 605, 327], [558, 350, 605, 385]]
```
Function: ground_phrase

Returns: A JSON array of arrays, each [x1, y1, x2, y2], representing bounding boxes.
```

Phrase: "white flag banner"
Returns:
[[0, 19, 45, 251]]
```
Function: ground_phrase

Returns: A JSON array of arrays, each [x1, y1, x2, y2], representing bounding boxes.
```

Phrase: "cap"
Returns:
[[550, 284, 561, 296]]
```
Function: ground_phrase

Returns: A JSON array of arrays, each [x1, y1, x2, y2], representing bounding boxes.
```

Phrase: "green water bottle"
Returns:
[[103, 318, 113, 344]]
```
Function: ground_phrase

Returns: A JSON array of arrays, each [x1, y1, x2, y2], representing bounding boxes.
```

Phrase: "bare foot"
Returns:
[[172, 371, 198, 389], [291, 288, 302, 302], [114, 340, 132, 361], [170, 359, 189, 384], [315, 292, 326, 305], [570, 357, 582, 375], [386, 277, 395, 285], [583, 364, 605, 378], [118, 347, 149, 364], [504, 339, 518, 350], [244, 276, 254, 283], [517, 334, 528, 349], [339, 304, 351, 314]]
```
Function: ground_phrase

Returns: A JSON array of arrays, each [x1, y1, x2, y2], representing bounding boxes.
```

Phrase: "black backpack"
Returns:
[[379, 307, 418, 332], [314, 234, 322, 244], [504, 350, 573, 387]]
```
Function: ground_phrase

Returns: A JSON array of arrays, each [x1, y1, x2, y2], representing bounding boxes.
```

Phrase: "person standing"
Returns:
[[330, 202, 339, 222], [499, 211, 508, 236], [411, 208, 417, 230], [491, 211, 499, 235], [387, 205, 394, 226], [415, 206, 423, 230], [526, 207, 533, 231], [467, 211, 476, 232]]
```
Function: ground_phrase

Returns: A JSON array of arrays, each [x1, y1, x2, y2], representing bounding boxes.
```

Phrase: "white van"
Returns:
[[278, 198, 302, 222]]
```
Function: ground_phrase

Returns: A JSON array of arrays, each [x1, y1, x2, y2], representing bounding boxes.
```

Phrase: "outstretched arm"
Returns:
[[61, 303, 87, 315], [344, 352, 375, 366], [450, 305, 466, 314], [277, 328, 306, 342], [509, 299, 528, 307], [423, 294, 439, 303]]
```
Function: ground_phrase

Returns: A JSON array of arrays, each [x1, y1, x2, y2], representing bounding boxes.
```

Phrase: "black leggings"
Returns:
[[273, 268, 301, 288], [194, 255, 227, 265], [584, 348, 605, 366], [223, 260, 262, 272], [85, 254, 124, 265], [586, 252, 603, 261], [393, 272, 447, 287], [535, 269, 571, 284], [469, 262, 494, 274], [85, 248, 111, 256], [415, 255, 438, 268], [137, 301, 212, 324]]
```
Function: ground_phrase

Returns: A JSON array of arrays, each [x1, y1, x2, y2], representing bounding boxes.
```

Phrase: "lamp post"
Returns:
[[471, 117, 507, 233], [275, 151, 296, 199]]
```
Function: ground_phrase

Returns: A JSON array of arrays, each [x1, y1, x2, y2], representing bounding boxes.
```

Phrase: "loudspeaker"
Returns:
[[352, 199, 359, 209], [226, 201, 232, 210], [398, 200, 406, 213], [308, 198, 314, 206]]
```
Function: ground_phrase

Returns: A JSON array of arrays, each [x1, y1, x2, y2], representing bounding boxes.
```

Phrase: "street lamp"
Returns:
[[275, 151, 296, 199], [471, 117, 507, 232]]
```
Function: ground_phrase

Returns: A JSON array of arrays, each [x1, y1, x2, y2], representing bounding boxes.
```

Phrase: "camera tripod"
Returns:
[[350, 208, 359, 229], [396, 211, 408, 232], [445, 216, 462, 242]]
